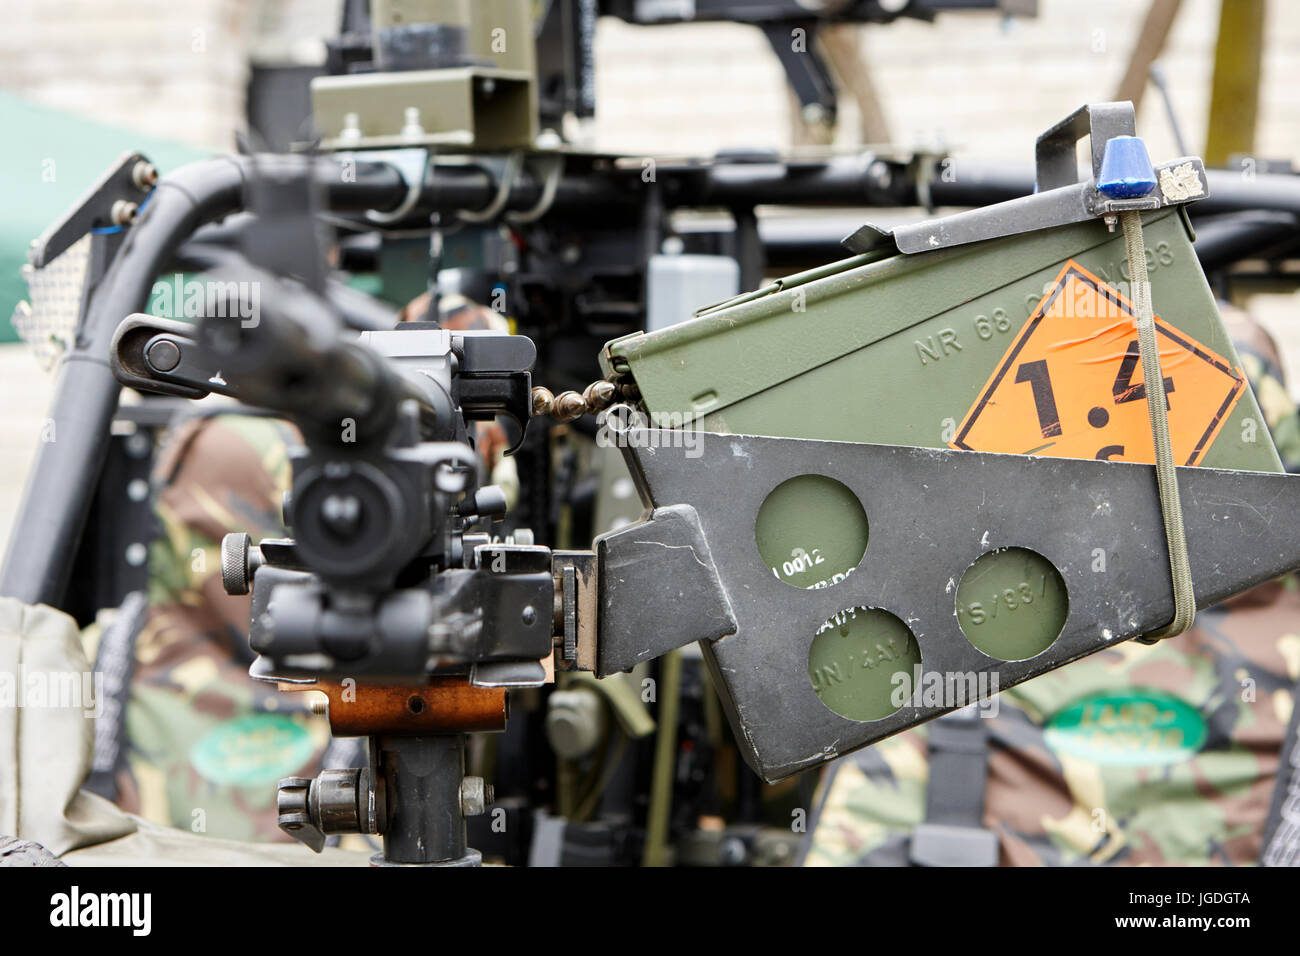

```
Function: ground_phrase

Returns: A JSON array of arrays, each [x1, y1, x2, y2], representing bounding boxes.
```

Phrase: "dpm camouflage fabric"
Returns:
[[1221, 303, 1300, 474], [805, 308, 1300, 866], [97, 412, 332, 843]]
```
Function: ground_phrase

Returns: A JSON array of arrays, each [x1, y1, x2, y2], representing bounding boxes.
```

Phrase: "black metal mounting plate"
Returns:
[[616, 430, 1300, 781]]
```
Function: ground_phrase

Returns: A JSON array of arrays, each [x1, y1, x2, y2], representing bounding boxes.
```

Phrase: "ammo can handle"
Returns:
[[1034, 102, 1137, 192]]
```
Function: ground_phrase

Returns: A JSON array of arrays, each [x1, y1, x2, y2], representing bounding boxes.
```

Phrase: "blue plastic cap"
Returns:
[[1096, 135, 1157, 199]]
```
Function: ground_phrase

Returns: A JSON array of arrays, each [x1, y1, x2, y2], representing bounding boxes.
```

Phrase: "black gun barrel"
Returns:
[[196, 280, 455, 445]]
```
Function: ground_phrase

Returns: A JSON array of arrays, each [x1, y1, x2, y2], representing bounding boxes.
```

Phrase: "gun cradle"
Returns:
[[591, 429, 1300, 782]]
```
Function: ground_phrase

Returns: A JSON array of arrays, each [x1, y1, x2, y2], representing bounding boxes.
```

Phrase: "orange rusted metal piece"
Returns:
[[282, 676, 507, 736]]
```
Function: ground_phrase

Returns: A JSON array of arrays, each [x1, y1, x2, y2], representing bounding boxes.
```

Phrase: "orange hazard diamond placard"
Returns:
[[952, 261, 1244, 465]]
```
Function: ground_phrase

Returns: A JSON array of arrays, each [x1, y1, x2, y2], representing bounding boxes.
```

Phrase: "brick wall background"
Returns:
[[2, 1, 1296, 165]]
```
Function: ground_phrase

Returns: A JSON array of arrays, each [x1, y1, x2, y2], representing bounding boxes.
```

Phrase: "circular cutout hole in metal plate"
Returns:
[[755, 475, 867, 590], [954, 546, 1068, 661], [808, 606, 922, 721]]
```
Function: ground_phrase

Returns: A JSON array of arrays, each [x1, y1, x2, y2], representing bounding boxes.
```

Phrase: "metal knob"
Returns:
[[221, 532, 252, 595], [277, 768, 375, 854], [277, 777, 324, 853]]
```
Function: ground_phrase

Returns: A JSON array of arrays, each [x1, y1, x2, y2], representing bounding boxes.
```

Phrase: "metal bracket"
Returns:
[[760, 20, 837, 127], [110, 313, 232, 400], [616, 429, 1300, 781], [595, 504, 737, 678], [29, 152, 155, 268], [841, 102, 1209, 256], [843, 155, 1208, 256]]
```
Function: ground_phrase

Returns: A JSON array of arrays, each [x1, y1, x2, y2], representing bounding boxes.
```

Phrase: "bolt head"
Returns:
[[801, 103, 828, 126], [460, 776, 488, 816], [145, 338, 181, 372], [110, 199, 139, 226]]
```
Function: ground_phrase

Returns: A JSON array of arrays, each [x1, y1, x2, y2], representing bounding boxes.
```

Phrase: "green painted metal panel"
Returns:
[[607, 208, 1281, 474]]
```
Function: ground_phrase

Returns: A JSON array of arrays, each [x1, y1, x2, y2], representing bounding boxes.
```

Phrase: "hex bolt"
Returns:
[[460, 776, 489, 817], [400, 107, 425, 138], [339, 112, 363, 143]]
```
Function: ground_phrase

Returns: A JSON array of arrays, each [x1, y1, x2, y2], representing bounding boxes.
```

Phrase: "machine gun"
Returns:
[[108, 159, 556, 864], [104, 103, 1300, 865]]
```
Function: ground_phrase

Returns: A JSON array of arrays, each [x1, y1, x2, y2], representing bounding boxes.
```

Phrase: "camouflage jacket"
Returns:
[[102, 412, 335, 843]]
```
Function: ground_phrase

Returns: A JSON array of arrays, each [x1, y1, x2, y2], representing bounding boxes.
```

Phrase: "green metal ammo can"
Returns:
[[599, 107, 1281, 736]]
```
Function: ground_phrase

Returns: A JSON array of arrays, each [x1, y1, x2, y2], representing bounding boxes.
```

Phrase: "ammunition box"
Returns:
[[602, 208, 1281, 743], [605, 207, 1279, 474]]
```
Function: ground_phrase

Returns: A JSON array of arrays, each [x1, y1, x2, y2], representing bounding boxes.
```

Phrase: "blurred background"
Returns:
[[1, 0, 1296, 546], [3, 0, 1298, 160]]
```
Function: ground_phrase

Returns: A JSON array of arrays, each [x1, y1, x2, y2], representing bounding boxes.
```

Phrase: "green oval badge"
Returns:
[[1044, 689, 1207, 766], [190, 713, 315, 786]]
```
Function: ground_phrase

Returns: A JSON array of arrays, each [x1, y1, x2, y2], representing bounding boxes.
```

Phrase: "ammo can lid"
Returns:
[[603, 207, 1197, 423]]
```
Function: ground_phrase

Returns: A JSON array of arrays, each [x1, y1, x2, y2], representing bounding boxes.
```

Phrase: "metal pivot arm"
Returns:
[[111, 314, 236, 400], [760, 20, 837, 127], [111, 311, 537, 447], [594, 427, 1300, 782]]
